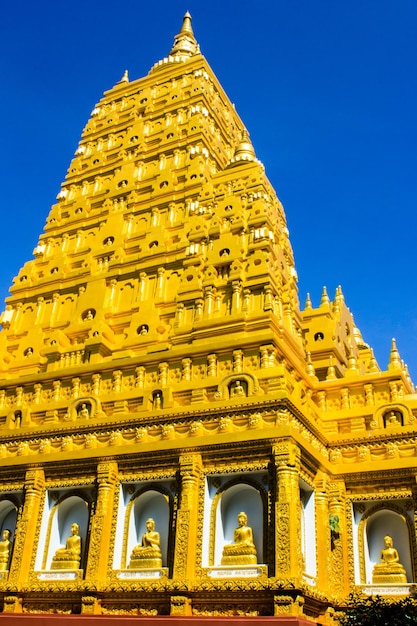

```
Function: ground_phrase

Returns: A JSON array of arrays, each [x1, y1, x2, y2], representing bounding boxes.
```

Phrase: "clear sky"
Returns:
[[1, 1, 416, 379]]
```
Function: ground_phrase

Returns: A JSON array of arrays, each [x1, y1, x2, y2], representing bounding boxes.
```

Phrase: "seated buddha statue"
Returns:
[[0, 529, 11, 571], [51, 523, 82, 570], [221, 512, 258, 566], [128, 518, 162, 569], [372, 535, 407, 584]]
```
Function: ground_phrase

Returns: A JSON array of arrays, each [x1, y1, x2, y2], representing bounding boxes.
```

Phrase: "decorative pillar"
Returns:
[[273, 441, 303, 579], [72, 377, 80, 399], [203, 286, 215, 318], [233, 349, 243, 373], [194, 298, 203, 321], [139, 272, 147, 300], [260, 344, 275, 368], [364, 383, 374, 406], [175, 303, 184, 327], [8, 469, 45, 585], [15, 387, 23, 408], [135, 366, 145, 389], [113, 370, 122, 393], [173, 454, 203, 583], [92, 373, 101, 396], [340, 388, 349, 409], [159, 362, 169, 387], [85, 461, 118, 582], [328, 480, 349, 597], [314, 471, 331, 590], [53, 380, 61, 402], [264, 286, 273, 311], [182, 358, 192, 381], [242, 288, 251, 313], [231, 280, 242, 313], [156, 267, 165, 298], [207, 353, 217, 377]]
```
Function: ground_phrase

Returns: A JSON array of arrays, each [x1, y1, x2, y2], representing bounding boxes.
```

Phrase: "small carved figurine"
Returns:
[[51, 523, 82, 570], [0, 529, 11, 571], [78, 403, 90, 419], [221, 512, 257, 565], [153, 393, 162, 410], [128, 518, 162, 569], [231, 380, 245, 397], [372, 535, 407, 584]]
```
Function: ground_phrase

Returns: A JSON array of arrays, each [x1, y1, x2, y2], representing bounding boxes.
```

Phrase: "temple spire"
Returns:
[[169, 11, 199, 58]]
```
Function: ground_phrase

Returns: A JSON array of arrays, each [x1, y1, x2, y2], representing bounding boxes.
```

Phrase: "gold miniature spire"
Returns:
[[388, 338, 402, 371], [169, 11, 199, 57], [335, 285, 344, 302], [320, 286, 330, 307], [120, 70, 129, 83], [306, 351, 315, 377], [368, 349, 379, 373], [347, 348, 358, 373], [227, 130, 257, 168], [333, 285, 344, 314], [305, 293, 313, 310], [326, 355, 337, 381], [353, 326, 368, 349]]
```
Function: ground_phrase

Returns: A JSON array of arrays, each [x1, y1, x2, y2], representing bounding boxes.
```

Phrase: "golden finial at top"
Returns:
[[320, 286, 330, 307], [169, 11, 199, 58], [388, 338, 402, 371], [120, 70, 129, 83]]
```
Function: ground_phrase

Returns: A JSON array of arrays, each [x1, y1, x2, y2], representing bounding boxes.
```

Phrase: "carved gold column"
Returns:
[[9, 469, 45, 585], [314, 471, 330, 590], [273, 441, 303, 580], [173, 454, 203, 584], [85, 461, 118, 586], [328, 480, 349, 597]]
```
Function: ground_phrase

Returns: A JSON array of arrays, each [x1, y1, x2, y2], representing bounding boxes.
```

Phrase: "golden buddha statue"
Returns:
[[221, 512, 258, 566], [128, 518, 162, 569], [51, 523, 82, 570], [0, 529, 11, 571], [372, 535, 407, 584]]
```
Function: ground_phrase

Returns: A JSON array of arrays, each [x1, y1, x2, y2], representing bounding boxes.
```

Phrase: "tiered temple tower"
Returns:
[[0, 13, 416, 625]]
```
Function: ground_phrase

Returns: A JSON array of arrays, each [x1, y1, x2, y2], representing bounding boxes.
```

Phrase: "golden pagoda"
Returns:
[[0, 13, 416, 626]]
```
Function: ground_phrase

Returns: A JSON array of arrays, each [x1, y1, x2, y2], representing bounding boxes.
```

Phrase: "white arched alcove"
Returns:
[[365, 509, 412, 583], [125, 490, 169, 568], [44, 495, 89, 570], [0, 499, 18, 569], [0, 500, 17, 538], [300, 479, 316, 580], [214, 483, 263, 566]]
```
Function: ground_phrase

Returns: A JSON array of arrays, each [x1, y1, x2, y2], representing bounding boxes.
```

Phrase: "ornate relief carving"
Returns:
[[275, 502, 290, 575]]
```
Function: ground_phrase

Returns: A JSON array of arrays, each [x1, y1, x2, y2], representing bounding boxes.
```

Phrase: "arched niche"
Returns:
[[212, 481, 264, 566], [0, 498, 18, 569], [43, 494, 89, 570], [69, 397, 101, 420], [361, 507, 413, 583], [217, 373, 260, 400], [123, 489, 169, 569], [0, 499, 18, 535]]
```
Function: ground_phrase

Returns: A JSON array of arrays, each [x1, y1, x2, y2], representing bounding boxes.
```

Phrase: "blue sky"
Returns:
[[1, 1, 416, 378]]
